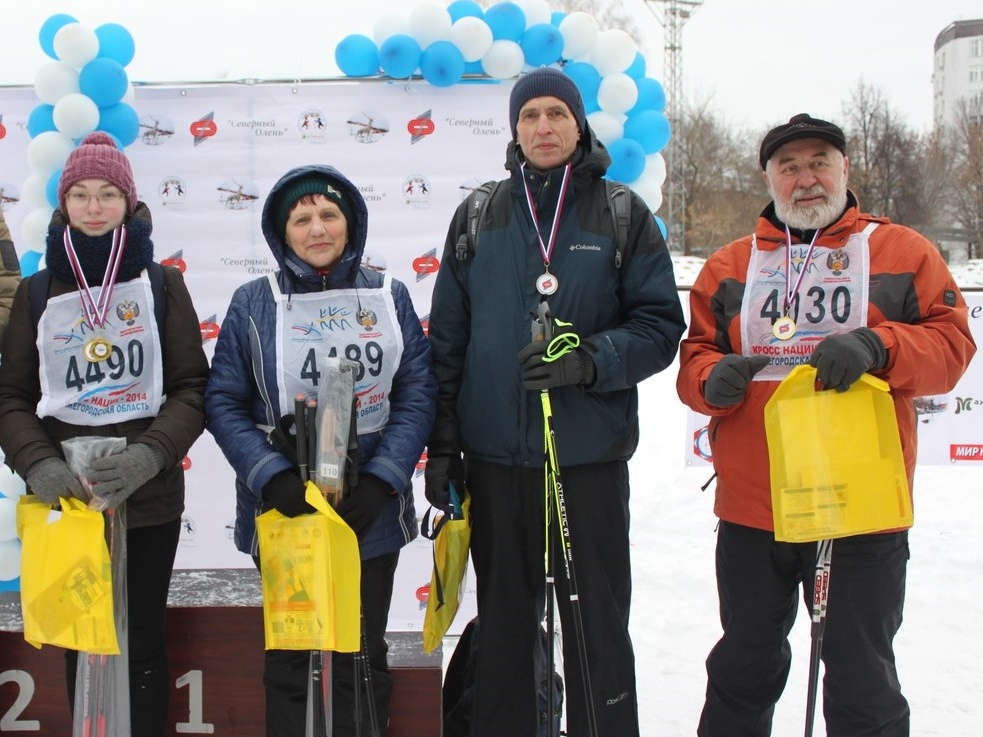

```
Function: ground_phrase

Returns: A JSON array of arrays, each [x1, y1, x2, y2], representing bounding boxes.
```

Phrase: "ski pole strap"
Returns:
[[541, 318, 580, 363]]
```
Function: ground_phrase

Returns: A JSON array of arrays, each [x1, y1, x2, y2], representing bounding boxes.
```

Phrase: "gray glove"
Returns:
[[87, 443, 165, 510], [809, 327, 888, 392], [25, 457, 85, 505], [704, 355, 770, 407]]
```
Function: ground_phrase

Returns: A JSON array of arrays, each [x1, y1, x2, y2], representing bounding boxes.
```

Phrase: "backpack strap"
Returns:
[[604, 180, 630, 269], [455, 180, 502, 262]]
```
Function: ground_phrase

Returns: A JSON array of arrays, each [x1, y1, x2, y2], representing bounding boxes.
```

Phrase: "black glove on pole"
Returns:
[[704, 354, 770, 407], [517, 341, 596, 391], [262, 469, 314, 517], [337, 474, 391, 539], [424, 454, 464, 508], [809, 327, 887, 392]]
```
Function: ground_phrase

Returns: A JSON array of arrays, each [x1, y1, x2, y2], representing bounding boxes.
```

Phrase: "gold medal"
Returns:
[[772, 316, 796, 341], [83, 337, 113, 362]]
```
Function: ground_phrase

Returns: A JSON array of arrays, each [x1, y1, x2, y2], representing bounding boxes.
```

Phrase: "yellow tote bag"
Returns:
[[256, 481, 361, 652], [422, 491, 471, 654], [765, 365, 912, 543], [16, 496, 120, 654]]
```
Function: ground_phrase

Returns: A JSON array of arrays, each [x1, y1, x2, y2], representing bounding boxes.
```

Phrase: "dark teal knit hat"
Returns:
[[273, 173, 354, 237]]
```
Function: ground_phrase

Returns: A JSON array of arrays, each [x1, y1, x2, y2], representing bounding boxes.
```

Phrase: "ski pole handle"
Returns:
[[294, 394, 308, 481]]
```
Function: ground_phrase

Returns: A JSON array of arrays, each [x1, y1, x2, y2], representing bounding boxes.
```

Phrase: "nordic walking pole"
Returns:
[[804, 538, 833, 737]]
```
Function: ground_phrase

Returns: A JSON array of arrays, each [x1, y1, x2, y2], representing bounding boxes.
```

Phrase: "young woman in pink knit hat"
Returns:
[[0, 132, 209, 737]]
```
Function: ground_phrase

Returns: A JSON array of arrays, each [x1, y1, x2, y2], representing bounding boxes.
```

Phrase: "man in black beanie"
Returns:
[[426, 66, 686, 737]]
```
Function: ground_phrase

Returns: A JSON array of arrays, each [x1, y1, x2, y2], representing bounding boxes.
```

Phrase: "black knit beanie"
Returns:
[[273, 174, 354, 237], [509, 67, 586, 139]]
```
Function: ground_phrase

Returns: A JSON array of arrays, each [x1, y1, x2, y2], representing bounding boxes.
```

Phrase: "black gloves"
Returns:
[[25, 457, 85, 505], [424, 454, 464, 508], [262, 470, 315, 518], [809, 327, 887, 392], [517, 341, 596, 391], [337, 474, 391, 539], [704, 355, 770, 407]]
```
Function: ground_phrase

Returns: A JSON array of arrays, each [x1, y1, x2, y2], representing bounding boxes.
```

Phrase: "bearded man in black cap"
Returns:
[[426, 67, 686, 737], [677, 114, 975, 736]]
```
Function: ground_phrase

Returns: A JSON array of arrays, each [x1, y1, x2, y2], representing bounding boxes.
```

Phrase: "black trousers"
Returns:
[[698, 521, 911, 737], [261, 551, 399, 737], [66, 517, 181, 737], [466, 459, 640, 737]]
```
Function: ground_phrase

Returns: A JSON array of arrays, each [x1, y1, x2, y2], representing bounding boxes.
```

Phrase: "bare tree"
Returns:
[[945, 101, 983, 260]]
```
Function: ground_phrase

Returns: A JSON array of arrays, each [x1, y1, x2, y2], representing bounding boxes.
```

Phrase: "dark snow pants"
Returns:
[[261, 551, 398, 737], [465, 459, 640, 737], [698, 521, 910, 737]]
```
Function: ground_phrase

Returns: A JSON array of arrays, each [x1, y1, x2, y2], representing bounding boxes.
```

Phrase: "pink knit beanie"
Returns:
[[58, 132, 138, 214]]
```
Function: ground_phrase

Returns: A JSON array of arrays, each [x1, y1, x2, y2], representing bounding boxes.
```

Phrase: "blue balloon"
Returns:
[[654, 215, 668, 240], [46, 168, 63, 209], [379, 34, 422, 79], [625, 52, 646, 80], [564, 62, 601, 110], [27, 104, 56, 137], [336, 34, 380, 77], [606, 138, 647, 184], [95, 23, 135, 66], [447, 0, 484, 22], [551, 11, 567, 27], [630, 77, 666, 114], [421, 41, 465, 88], [39, 14, 78, 60], [20, 250, 43, 278], [464, 59, 485, 76], [624, 109, 672, 154], [484, 2, 526, 42], [98, 103, 139, 147], [80, 58, 129, 108], [520, 24, 564, 67]]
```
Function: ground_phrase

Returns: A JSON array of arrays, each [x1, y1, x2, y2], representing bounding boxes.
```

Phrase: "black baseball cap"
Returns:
[[759, 113, 846, 170]]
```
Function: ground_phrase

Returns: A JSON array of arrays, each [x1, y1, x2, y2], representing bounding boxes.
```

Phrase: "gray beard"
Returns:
[[774, 187, 848, 230]]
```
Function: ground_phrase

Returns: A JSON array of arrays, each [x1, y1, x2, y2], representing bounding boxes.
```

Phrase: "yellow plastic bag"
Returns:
[[256, 481, 361, 652], [765, 364, 912, 542], [422, 490, 472, 654], [16, 495, 120, 654]]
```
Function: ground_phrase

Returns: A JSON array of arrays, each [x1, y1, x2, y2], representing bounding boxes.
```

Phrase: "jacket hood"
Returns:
[[260, 165, 369, 288], [505, 121, 612, 185]]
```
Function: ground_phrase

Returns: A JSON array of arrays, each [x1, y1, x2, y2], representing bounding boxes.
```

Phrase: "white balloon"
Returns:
[[0, 499, 17, 543], [52, 93, 99, 140], [631, 172, 664, 213], [597, 73, 639, 115], [408, 2, 453, 48], [590, 29, 637, 77], [21, 173, 49, 211], [646, 153, 667, 187], [451, 17, 494, 62], [559, 12, 599, 60], [513, 0, 551, 28], [0, 539, 20, 582], [481, 40, 525, 80], [0, 465, 26, 498], [33, 61, 80, 105], [22, 208, 54, 253], [122, 83, 136, 106], [53, 22, 99, 69], [586, 110, 624, 147], [373, 13, 409, 46], [26, 130, 74, 177]]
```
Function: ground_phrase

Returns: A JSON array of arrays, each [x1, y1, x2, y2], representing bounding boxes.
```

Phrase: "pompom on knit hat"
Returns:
[[508, 67, 587, 139], [273, 173, 355, 238], [58, 132, 138, 214]]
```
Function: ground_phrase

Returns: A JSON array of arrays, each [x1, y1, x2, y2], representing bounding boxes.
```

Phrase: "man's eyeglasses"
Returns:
[[67, 191, 125, 207]]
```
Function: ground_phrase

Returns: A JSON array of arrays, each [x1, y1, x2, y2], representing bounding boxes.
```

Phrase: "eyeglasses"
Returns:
[[67, 191, 125, 207]]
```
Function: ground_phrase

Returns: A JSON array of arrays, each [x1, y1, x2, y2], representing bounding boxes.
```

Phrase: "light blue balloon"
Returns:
[[564, 62, 601, 110], [448, 0, 484, 22], [606, 138, 647, 184], [336, 35, 380, 77], [80, 58, 129, 108], [379, 34, 422, 79], [421, 41, 466, 88], [20, 250, 43, 278], [95, 23, 135, 66], [629, 77, 666, 114], [98, 103, 140, 147], [46, 168, 63, 209], [625, 52, 646, 80], [624, 109, 672, 154], [484, 2, 526, 42], [464, 59, 485, 76], [39, 14, 78, 60], [27, 104, 56, 137], [521, 24, 564, 67], [551, 11, 567, 27], [654, 215, 668, 240]]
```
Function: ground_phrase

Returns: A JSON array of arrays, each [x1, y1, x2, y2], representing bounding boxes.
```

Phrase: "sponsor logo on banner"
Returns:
[[0, 182, 19, 211], [419, 313, 429, 338], [217, 179, 259, 210], [200, 314, 220, 343], [158, 177, 188, 208], [140, 115, 175, 145], [445, 114, 507, 137], [950, 444, 983, 461], [362, 250, 387, 272], [954, 396, 979, 414], [348, 112, 389, 143], [190, 112, 217, 145], [914, 396, 948, 423], [0, 114, 7, 139], [180, 514, 198, 545], [227, 116, 288, 138], [161, 250, 186, 272], [218, 256, 274, 276], [298, 108, 327, 142], [358, 183, 384, 203], [403, 175, 431, 208], [407, 110, 434, 143], [693, 426, 712, 461], [412, 249, 439, 282]]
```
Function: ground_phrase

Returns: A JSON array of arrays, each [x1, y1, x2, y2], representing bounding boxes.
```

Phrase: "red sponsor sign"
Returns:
[[190, 119, 217, 137], [161, 255, 186, 272], [0, 122, 6, 139], [950, 444, 983, 461], [407, 117, 435, 136], [181, 456, 192, 471], [412, 255, 439, 275], [416, 584, 430, 604], [200, 321, 220, 341]]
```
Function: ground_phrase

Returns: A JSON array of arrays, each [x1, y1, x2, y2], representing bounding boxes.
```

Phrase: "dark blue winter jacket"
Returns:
[[428, 133, 685, 468], [205, 165, 436, 559]]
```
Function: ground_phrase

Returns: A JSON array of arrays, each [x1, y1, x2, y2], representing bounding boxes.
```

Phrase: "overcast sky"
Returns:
[[0, 0, 978, 136]]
